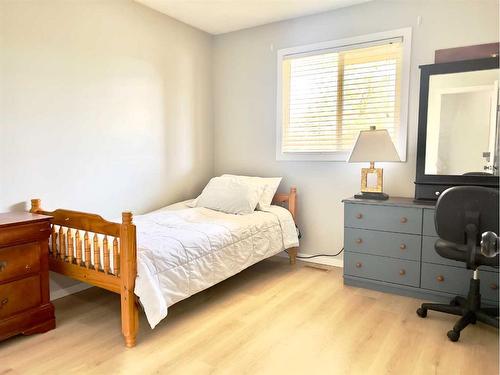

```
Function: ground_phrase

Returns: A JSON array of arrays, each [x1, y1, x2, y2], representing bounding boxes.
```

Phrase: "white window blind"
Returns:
[[281, 39, 403, 154]]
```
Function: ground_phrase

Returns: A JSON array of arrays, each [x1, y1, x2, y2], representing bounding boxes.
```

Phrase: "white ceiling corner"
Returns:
[[134, 0, 372, 35]]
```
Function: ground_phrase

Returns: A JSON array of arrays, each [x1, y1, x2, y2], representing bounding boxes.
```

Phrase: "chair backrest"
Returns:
[[435, 186, 499, 245]]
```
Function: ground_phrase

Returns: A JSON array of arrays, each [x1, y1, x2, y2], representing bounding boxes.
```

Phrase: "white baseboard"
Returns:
[[50, 282, 93, 301]]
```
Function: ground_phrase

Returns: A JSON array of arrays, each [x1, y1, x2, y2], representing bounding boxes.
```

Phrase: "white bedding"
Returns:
[[133, 200, 299, 328]]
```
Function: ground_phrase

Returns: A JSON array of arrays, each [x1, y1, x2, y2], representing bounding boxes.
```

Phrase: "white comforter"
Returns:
[[133, 200, 299, 328]]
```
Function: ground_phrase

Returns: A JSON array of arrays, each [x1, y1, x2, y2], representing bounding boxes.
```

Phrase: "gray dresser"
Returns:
[[343, 197, 499, 305]]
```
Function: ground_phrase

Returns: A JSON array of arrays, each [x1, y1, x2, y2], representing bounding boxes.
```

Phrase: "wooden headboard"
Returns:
[[272, 186, 297, 221]]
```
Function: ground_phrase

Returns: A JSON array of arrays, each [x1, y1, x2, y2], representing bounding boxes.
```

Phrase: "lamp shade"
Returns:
[[348, 128, 400, 163]]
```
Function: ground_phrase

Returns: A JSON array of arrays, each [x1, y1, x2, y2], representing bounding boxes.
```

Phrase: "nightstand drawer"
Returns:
[[421, 263, 499, 301], [0, 275, 41, 319], [345, 204, 422, 234], [344, 228, 421, 261], [0, 243, 40, 283], [0, 221, 51, 247], [344, 253, 420, 287]]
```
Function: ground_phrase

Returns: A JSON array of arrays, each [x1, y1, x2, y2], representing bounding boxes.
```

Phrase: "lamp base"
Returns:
[[354, 192, 389, 201]]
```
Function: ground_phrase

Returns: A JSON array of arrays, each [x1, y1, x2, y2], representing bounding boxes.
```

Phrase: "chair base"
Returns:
[[416, 278, 499, 342]]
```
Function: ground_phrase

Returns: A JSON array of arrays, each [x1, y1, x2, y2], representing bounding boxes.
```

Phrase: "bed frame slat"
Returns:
[[93, 234, 100, 271], [58, 226, 65, 260], [113, 238, 119, 276], [67, 229, 74, 263], [103, 236, 110, 274], [76, 230, 82, 266], [84, 232, 91, 269]]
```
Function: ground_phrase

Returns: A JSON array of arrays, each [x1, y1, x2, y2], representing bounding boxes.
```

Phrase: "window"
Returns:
[[276, 29, 411, 161]]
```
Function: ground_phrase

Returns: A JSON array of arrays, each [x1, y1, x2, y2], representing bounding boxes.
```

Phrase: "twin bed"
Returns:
[[30, 187, 299, 347]]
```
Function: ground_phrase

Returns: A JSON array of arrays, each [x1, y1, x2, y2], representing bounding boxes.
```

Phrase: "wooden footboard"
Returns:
[[30, 200, 139, 348], [30, 186, 298, 347]]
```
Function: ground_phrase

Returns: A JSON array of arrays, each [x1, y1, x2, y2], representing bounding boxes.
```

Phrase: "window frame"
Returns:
[[275, 28, 412, 162]]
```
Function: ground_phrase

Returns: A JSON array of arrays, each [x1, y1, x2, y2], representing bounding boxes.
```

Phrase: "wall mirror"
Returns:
[[426, 69, 498, 175], [415, 57, 499, 200]]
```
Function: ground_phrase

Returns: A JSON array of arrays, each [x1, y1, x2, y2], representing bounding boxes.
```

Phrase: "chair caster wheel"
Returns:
[[447, 330, 460, 342], [416, 307, 427, 318]]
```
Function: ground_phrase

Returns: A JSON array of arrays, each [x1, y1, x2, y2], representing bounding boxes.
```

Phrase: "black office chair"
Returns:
[[416, 186, 499, 342]]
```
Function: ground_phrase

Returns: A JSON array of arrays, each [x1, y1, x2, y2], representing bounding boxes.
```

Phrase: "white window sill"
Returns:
[[276, 150, 350, 162]]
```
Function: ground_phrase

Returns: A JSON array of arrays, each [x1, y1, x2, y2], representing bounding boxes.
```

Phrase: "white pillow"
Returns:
[[192, 177, 264, 215], [221, 174, 282, 211]]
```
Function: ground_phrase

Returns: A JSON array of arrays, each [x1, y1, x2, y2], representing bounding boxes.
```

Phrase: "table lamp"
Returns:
[[348, 126, 400, 200]]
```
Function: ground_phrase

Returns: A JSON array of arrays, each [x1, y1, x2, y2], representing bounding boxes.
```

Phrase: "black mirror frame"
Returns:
[[415, 56, 500, 201]]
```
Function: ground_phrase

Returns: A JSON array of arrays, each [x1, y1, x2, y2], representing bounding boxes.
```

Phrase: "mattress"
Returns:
[[133, 200, 299, 328]]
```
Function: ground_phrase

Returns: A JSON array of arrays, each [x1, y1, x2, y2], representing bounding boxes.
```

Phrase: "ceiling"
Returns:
[[135, 0, 371, 35]]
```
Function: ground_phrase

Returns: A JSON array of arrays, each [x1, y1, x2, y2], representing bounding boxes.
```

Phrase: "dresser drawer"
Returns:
[[0, 221, 51, 247], [422, 209, 437, 236], [422, 236, 462, 267], [481, 271, 500, 301], [0, 243, 40, 283], [344, 228, 421, 261], [422, 236, 499, 272], [0, 275, 41, 319], [421, 263, 499, 301], [345, 204, 422, 234], [344, 253, 420, 287]]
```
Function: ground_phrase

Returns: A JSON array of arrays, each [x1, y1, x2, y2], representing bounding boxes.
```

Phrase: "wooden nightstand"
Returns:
[[0, 212, 55, 342]]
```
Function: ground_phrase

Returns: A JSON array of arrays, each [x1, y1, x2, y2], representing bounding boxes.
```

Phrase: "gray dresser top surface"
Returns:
[[342, 196, 436, 209]]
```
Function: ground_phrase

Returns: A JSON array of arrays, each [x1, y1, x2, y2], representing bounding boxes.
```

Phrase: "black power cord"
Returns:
[[288, 226, 344, 259], [285, 247, 344, 259]]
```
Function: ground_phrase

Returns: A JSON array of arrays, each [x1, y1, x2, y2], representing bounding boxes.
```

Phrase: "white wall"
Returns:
[[0, 0, 213, 297], [212, 0, 499, 262]]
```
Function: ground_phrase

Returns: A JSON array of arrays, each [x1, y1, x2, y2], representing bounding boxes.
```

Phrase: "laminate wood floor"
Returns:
[[0, 257, 498, 375]]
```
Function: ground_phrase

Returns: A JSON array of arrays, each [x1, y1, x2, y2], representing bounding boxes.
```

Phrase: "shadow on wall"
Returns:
[[158, 49, 213, 210], [0, 0, 214, 218], [8, 202, 27, 213]]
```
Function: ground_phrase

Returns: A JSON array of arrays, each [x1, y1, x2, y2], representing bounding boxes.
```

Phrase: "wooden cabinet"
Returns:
[[0, 213, 55, 342]]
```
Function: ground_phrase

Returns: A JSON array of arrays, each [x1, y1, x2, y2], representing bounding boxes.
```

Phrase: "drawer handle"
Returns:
[[0, 261, 6, 272], [490, 283, 498, 290], [437, 275, 445, 282], [25, 264, 32, 272], [355, 238, 363, 244], [0, 298, 8, 308], [399, 269, 406, 276], [400, 244, 407, 250], [355, 262, 362, 268], [356, 213, 363, 219], [400, 217, 408, 224]]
